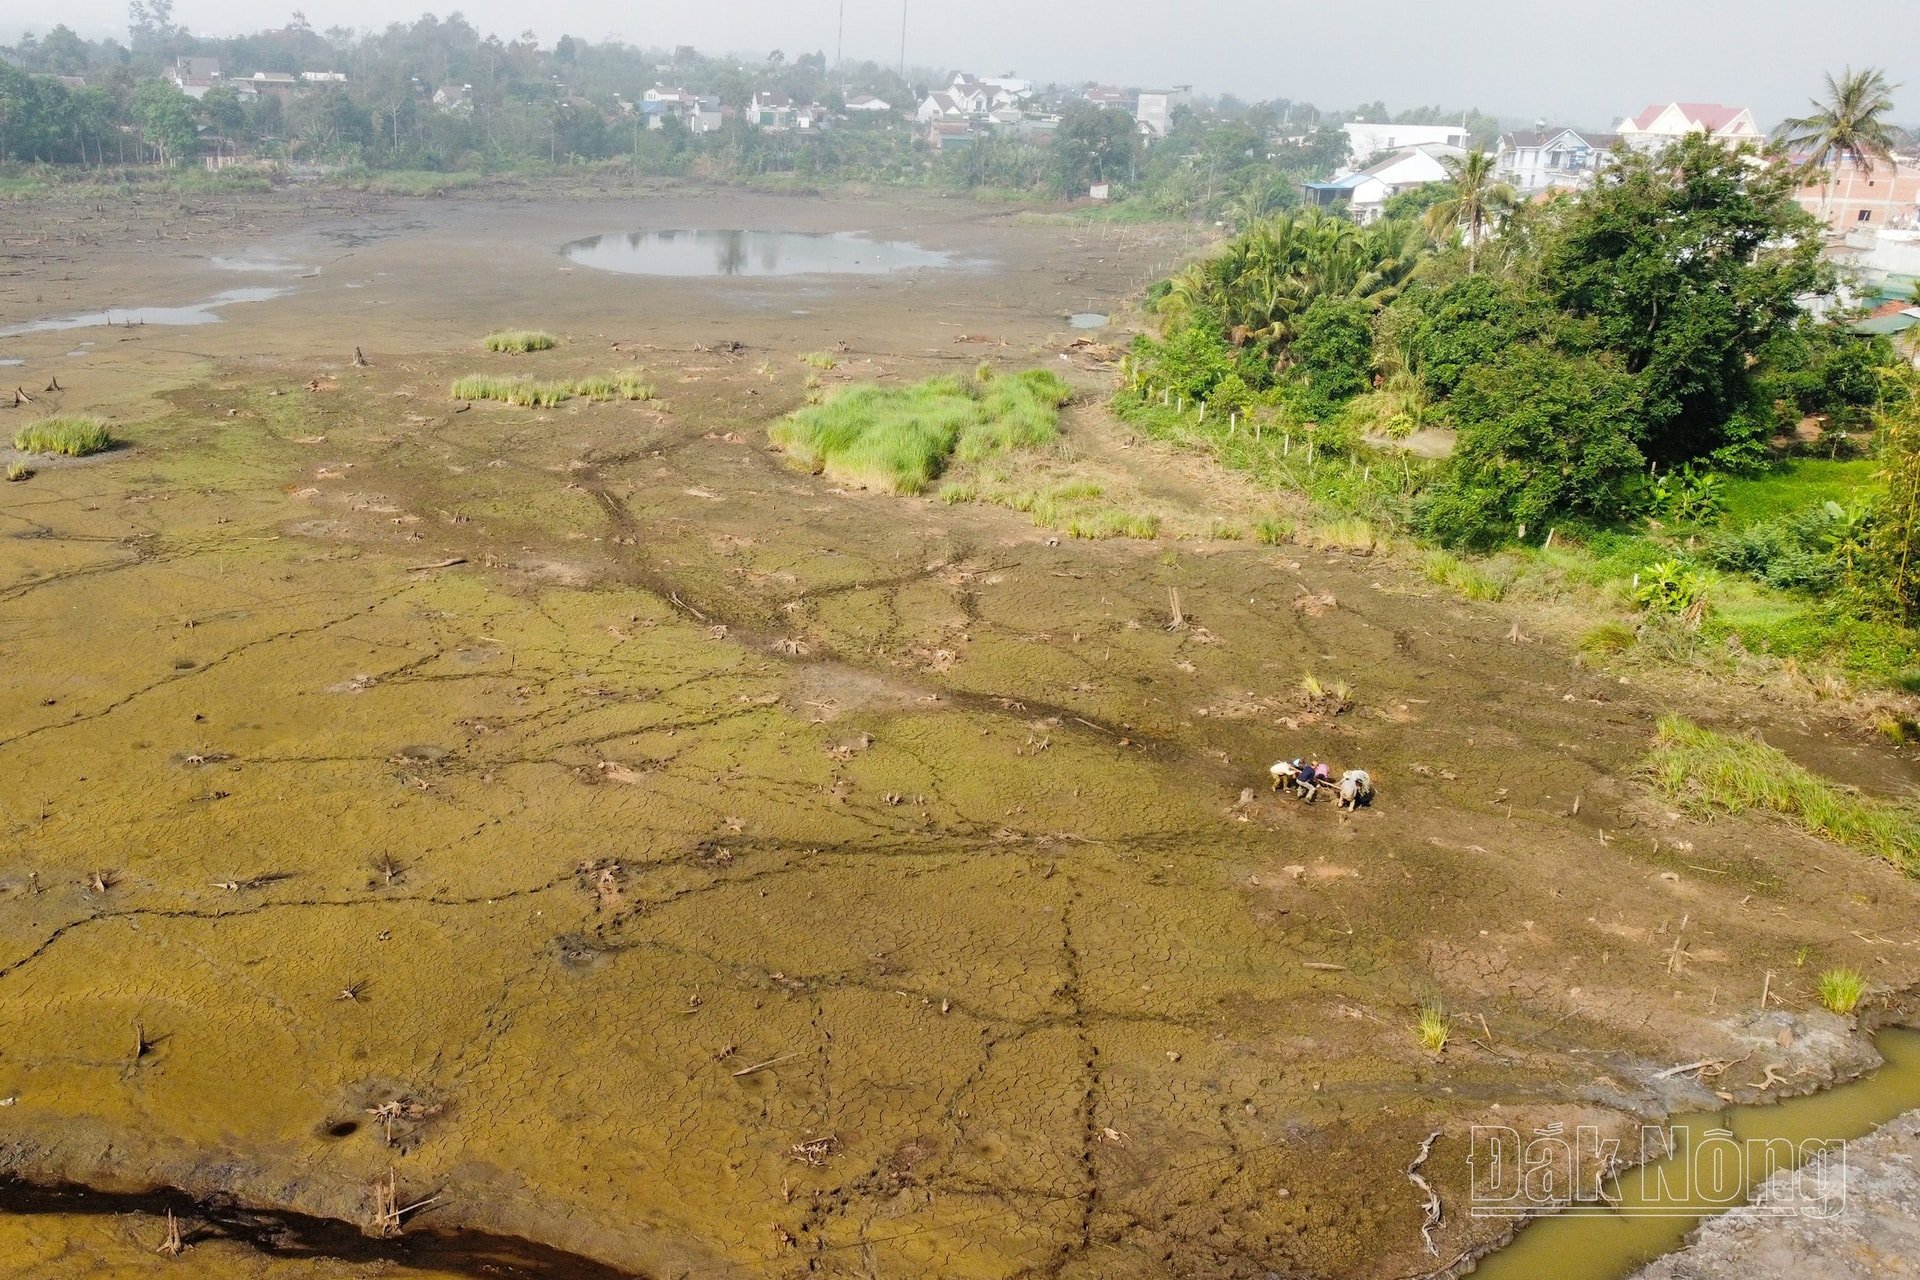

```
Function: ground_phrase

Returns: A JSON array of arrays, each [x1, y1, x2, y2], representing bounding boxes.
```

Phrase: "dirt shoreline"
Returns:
[[2, 183, 1919, 1279]]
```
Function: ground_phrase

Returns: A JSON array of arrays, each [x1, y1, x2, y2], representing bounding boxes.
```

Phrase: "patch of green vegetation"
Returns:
[[1065, 510, 1161, 540], [770, 368, 1070, 494], [1648, 715, 1920, 875], [1578, 620, 1637, 656], [14, 416, 113, 456], [1817, 967, 1867, 1014], [1424, 550, 1510, 602], [1718, 460, 1879, 527], [450, 371, 654, 407], [800, 351, 840, 370], [5, 461, 33, 481], [483, 330, 559, 353], [451, 374, 574, 407], [1253, 518, 1292, 546]]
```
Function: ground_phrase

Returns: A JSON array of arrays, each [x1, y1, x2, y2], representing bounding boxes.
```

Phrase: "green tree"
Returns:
[[1777, 67, 1902, 221], [132, 76, 195, 164], [1545, 135, 1826, 467], [1289, 296, 1374, 415], [1049, 101, 1139, 195], [1421, 343, 1647, 547], [1872, 371, 1920, 618], [1421, 148, 1515, 273]]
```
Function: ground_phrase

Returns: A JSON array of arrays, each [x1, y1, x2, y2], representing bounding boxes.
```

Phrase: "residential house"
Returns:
[[303, 71, 346, 84], [1082, 85, 1132, 110], [979, 75, 1033, 104], [1340, 121, 1469, 166], [688, 97, 724, 134], [1794, 156, 1920, 232], [1495, 126, 1618, 193], [747, 93, 826, 132], [926, 119, 980, 152], [917, 91, 973, 126], [165, 56, 222, 100], [942, 74, 994, 114], [1615, 102, 1761, 152], [843, 94, 893, 114], [432, 83, 472, 113], [244, 72, 302, 102], [1304, 144, 1463, 224], [51, 75, 87, 91], [642, 85, 698, 129], [1135, 86, 1192, 140]]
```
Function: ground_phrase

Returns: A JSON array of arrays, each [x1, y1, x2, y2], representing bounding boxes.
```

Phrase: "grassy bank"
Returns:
[[1648, 715, 1920, 875], [771, 368, 1070, 494], [450, 371, 653, 407]]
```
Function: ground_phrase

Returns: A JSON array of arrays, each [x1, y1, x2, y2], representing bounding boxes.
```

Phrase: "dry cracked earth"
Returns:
[[1, 184, 1918, 1280]]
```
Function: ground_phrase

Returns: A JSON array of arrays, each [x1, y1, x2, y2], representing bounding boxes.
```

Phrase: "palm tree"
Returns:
[[1422, 149, 1516, 274], [1778, 67, 1902, 226]]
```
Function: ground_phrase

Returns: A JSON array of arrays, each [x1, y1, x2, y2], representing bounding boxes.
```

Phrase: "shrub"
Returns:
[[1579, 620, 1637, 656], [1634, 560, 1710, 616], [1253, 518, 1292, 546], [1653, 466, 1725, 523], [1817, 967, 1866, 1014], [5, 461, 33, 481], [483, 330, 558, 352], [1425, 551, 1510, 602], [1648, 716, 1920, 875], [14, 416, 114, 456]]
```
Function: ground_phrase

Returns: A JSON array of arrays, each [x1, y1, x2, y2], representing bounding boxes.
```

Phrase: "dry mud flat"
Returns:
[[1, 187, 1919, 1280]]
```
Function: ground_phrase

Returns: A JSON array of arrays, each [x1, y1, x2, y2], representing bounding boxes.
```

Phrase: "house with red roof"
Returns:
[[1616, 102, 1762, 152]]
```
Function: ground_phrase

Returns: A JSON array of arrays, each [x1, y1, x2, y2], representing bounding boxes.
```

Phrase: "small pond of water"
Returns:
[[0, 287, 289, 339], [561, 230, 949, 277], [1068, 312, 1109, 329], [1470, 1026, 1920, 1279]]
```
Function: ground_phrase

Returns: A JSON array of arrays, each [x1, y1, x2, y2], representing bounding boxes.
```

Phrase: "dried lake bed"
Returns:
[[1, 185, 1918, 1279]]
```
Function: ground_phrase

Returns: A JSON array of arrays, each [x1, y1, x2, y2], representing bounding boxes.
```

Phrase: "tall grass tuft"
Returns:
[[14, 416, 114, 456], [1415, 1005, 1450, 1053], [1648, 715, 1920, 875], [483, 330, 558, 353], [1817, 967, 1866, 1014], [800, 351, 840, 370], [771, 368, 1071, 494], [451, 371, 654, 407]]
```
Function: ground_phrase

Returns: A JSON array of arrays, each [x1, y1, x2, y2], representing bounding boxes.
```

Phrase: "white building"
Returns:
[[1135, 86, 1192, 139], [1340, 121, 1470, 166], [844, 94, 893, 114], [1616, 102, 1761, 152], [1305, 145, 1463, 224], [1495, 126, 1618, 193]]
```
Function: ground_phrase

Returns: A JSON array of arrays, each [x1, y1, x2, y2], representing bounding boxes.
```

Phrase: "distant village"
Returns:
[[11, 37, 1919, 328]]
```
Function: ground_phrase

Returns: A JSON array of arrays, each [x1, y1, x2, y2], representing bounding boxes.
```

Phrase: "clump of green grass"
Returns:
[[1253, 518, 1292, 546], [800, 351, 840, 370], [1425, 550, 1510, 602], [5, 460, 33, 481], [449, 374, 574, 407], [14, 416, 113, 457], [771, 368, 1071, 494], [483, 330, 558, 353], [452, 371, 653, 407], [1648, 715, 1920, 874], [938, 482, 977, 504], [1817, 967, 1866, 1014], [1579, 620, 1638, 656], [1415, 1005, 1450, 1053], [1065, 510, 1160, 540]]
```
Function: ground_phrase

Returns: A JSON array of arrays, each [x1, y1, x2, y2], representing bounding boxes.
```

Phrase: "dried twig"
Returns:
[[1406, 1131, 1443, 1256], [732, 1050, 804, 1078]]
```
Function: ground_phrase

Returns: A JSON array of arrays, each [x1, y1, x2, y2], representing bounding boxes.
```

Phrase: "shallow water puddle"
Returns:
[[561, 229, 949, 277], [1068, 312, 1110, 328], [0, 287, 289, 338], [1469, 1026, 1920, 1278]]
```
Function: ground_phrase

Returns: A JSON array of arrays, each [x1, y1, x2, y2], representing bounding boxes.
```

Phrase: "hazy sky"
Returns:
[[19, 1, 1920, 127]]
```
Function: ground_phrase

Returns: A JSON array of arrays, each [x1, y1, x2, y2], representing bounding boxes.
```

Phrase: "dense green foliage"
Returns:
[[770, 369, 1071, 493], [1128, 135, 1874, 547]]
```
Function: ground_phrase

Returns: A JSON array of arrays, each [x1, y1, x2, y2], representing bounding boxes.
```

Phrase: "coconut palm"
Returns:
[[1778, 67, 1902, 224], [1422, 149, 1515, 274]]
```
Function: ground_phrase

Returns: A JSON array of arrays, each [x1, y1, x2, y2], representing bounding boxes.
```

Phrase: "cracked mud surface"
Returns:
[[3, 187, 1920, 1279]]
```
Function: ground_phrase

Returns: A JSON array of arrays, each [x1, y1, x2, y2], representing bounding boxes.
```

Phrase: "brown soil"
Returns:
[[1, 184, 1917, 1280]]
